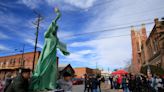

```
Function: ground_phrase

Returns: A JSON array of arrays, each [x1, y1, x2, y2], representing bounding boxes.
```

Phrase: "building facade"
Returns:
[[131, 18, 164, 74], [131, 24, 147, 74], [144, 18, 164, 69], [0, 51, 40, 79], [74, 67, 101, 78]]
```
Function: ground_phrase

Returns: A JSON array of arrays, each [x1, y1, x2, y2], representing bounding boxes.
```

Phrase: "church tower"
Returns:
[[131, 24, 147, 74]]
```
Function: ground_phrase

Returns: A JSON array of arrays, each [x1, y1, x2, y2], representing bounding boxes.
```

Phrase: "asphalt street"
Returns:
[[72, 85, 123, 92]]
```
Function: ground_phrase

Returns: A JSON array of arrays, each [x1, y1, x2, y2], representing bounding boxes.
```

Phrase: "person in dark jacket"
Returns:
[[97, 75, 101, 92], [135, 76, 142, 92], [109, 76, 113, 89], [84, 75, 92, 92], [122, 75, 129, 92], [5, 68, 31, 92], [91, 76, 98, 92], [128, 74, 136, 92]]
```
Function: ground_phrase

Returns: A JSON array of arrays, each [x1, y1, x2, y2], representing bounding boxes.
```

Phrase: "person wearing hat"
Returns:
[[57, 72, 72, 92], [5, 68, 31, 92]]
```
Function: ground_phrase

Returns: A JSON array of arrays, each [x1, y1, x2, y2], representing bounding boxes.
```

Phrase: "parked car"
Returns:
[[72, 78, 83, 85]]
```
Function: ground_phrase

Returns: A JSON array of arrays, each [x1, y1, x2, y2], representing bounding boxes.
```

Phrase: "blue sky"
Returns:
[[0, 0, 164, 71]]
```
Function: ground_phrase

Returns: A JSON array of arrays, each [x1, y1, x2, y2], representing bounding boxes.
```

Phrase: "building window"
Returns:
[[19, 58, 22, 65], [6, 61, 9, 67], [13, 59, 15, 64], [148, 45, 152, 57], [12, 58, 16, 67], [138, 59, 140, 64], [0, 62, 2, 67], [10, 59, 13, 65], [154, 39, 158, 53], [137, 42, 140, 52], [3, 62, 6, 67]]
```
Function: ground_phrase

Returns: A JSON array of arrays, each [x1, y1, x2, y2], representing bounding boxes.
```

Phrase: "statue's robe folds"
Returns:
[[30, 14, 69, 91]]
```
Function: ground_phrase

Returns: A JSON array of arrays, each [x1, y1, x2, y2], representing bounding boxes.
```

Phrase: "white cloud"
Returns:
[[66, 0, 164, 70], [64, 0, 96, 9], [0, 32, 10, 39], [1, 0, 164, 70], [58, 31, 74, 39], [0, 14, 21, 27], [68, 36, 131, 69], [61, 49, 96, 63], [25, 39, 43, 49], [18, 0, 97, 10], [0, 45, 10, 51], [77, 50, 93, 55], [46, 0, 96, 9], [18, 0, 40, 9]]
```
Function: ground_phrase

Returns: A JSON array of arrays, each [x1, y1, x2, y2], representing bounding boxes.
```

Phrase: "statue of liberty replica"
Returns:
[[30, 8, 69, 92]]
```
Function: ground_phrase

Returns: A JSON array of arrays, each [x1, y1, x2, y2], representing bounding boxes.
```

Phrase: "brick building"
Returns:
[[131, 24, 147, 74], [0, 51, 40, 79], [143, 18, 164, 68], [0, 51, 75, 80], [131, 18, 164, 74], [74, 67, 101, 78]]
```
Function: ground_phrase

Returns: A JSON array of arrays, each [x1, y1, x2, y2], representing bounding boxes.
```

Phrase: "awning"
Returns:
[[111, 69, 128, 75]]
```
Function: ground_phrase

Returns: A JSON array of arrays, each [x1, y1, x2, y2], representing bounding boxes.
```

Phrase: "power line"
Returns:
[[1, 19, 154, 54], [0, 17, 159, 55], [67, 31, 152, 44], [39, 17, 155, 32], [61, 21, 154, 39], [0, 31, 152, 55], [43, 7, 164, 32]]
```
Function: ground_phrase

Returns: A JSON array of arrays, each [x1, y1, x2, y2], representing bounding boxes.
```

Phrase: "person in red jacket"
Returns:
[[117, 75, 122, 89]]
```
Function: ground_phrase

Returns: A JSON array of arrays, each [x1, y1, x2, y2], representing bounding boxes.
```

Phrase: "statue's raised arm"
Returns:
[[54, 8, 61, 23], [44, 8, 61, 38]]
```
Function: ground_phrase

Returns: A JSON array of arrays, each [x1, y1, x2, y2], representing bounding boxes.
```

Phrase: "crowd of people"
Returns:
[[0, 69, 73, 92], [0, 69, 31, 92], [84, 74, 102, 92], [109, 73, 164, 92], [1, 70, 164, 92], [83, 73, 164, 92]]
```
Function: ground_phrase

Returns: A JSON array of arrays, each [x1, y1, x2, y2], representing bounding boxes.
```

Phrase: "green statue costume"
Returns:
[[30, 8, 69, 91]]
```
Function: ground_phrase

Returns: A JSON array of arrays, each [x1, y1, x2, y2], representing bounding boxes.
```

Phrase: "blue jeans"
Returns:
[[93, 89, 98, 92], [123, 87, 130, 92]]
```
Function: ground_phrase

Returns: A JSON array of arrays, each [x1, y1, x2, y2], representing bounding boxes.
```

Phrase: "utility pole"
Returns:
[[32, 11, 43, 72], [96, 62, 98, 74]]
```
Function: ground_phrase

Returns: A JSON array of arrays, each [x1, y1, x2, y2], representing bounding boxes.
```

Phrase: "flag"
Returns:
[[30, 8, 69, 91]]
